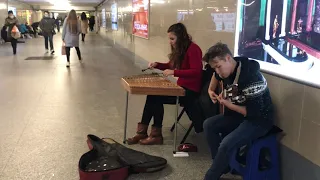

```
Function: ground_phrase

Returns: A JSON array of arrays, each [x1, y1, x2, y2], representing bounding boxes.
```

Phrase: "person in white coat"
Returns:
[[62, 9, 81, 67], [80, 12, 89, 42]]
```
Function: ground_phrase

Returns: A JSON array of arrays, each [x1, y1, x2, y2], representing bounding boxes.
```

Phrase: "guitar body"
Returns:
[[218, 61, 244, 114], [78, 149, 129, 180], [219, 82, 245, 115]]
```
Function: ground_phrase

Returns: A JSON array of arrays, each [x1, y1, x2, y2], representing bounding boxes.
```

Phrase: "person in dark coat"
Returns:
[[31, 22, 39, 37], [202, 43, 274, 180], [4, 10, 19, 55], [55, 18, 60, 33], [40, 11, 55, 54], [89, 16, 95, 31]]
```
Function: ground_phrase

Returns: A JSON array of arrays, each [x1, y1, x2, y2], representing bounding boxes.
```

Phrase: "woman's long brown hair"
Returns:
[[167, 23, 192, 69], [67, 9, 78, 34]]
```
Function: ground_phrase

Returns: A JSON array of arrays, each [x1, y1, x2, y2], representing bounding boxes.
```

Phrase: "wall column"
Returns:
[[265, 0, 272, 40], [306, 0, 315, 32], [290, 0, 298, 34], [313, 0, 320, 33]]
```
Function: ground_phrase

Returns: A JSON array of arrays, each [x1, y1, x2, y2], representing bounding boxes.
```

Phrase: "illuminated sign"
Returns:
[[177, 10, 194, 22], [211, 12, 236, 32], [102, 8, 106, 28], [111, 3, 118, 30], [234, 0, 320, 87], [132, 0, 149, 39]]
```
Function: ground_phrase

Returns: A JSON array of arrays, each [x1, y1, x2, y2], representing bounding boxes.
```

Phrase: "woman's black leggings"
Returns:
[[81, 33, 86, 41], [65, 47, 81, 62], [11, 38, 17, 54], [140, 88, 200, 128]]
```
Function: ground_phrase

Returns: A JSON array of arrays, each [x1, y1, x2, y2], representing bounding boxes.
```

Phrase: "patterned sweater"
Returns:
[[215, 57, 274, 127]]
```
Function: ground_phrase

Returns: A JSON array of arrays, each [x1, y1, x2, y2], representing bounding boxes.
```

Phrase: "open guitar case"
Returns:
[[79, 134, 167, 180]]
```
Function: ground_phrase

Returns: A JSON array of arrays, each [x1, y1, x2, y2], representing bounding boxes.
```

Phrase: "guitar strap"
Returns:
[[222, 61, 242, 114], [233, 61, 242, 85]]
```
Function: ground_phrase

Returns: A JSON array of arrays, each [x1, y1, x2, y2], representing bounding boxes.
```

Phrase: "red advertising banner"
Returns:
[[132, 0, 149, 39]]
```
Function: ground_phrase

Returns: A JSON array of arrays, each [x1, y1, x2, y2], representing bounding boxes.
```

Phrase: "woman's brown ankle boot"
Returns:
[[127, 123, 148, 145], [139, 126, 163, 145]]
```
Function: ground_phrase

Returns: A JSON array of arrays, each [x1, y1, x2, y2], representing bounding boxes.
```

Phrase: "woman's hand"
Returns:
[[148, 62, 158, 69], [163, 69, 174, 76]]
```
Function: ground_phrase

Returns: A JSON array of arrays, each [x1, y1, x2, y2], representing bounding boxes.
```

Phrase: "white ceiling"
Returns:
[[18, 0, 103, 7]]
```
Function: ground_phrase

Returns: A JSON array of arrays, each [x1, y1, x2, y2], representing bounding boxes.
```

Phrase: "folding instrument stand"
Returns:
[[121, 74, 185, 157]]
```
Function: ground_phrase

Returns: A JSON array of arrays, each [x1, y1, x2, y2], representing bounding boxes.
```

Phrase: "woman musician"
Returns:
[[127, 23, 203, 145]]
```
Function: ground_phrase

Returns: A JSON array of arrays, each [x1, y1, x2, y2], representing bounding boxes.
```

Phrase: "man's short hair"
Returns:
[[203, 42, 233, 63], [44, 11, 49, 14], [8, 10, 13, 14]]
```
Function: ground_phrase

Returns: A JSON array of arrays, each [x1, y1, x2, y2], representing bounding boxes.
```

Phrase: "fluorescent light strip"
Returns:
[[234, 0, 242, 56], [280, 0, 288, 37], [265, 0, 272, 40]]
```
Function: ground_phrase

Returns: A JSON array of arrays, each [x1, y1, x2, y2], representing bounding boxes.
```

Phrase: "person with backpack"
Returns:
[[40, 11, 55, 54], [4, 10, 19, 55]]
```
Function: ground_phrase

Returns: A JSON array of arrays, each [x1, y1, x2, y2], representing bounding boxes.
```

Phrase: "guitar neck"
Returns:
[[219, 81, 225, 115]]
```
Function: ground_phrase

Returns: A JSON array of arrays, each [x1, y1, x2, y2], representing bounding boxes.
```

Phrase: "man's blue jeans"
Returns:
[[44, 34, 53, 51], [203, 114, 271, 180]]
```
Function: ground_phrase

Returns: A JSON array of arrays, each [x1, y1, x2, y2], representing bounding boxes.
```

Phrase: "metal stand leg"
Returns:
[[123, 91, 129, 144], [173, 96, 179, 154]]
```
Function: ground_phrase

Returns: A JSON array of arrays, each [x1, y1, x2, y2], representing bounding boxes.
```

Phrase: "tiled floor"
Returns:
[[0, 34, 240, 180]]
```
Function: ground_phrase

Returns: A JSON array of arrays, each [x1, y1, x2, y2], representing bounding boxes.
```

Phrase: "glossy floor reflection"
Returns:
[[0, 33, 240, 180]]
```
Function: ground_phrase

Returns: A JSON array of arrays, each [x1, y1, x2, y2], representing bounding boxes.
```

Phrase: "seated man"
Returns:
[[202, 42, 274, 180], [18, 23, 30, 39]]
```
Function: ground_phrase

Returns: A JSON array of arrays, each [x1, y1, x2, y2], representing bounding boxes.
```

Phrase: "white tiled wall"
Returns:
[[0, 0, 7, 28], [263, 72, 320, 166]]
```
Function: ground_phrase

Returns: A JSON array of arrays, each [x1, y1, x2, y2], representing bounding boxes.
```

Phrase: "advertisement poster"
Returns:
[[132, 0, 149, 39], [177, 10, 194, 22], [211, 13, 224, 31], [223, 13, 236, 32], [102, 8, 106, 28], [211, 12, 236, 32], [8, 7, 17, 16], [111, 3, 118, 30], [235, 0, 320, 86]]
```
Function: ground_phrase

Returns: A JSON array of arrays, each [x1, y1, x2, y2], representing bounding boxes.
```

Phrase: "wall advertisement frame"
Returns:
[[234, 0, 320, 88], [111, 2, 118, 30], [132, 0, 150, 39], [102, 8, 106, 28]]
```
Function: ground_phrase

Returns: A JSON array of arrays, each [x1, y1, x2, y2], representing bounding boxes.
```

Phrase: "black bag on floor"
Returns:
[[86, 134, 167, 173], [1, 26, 8, 42]]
